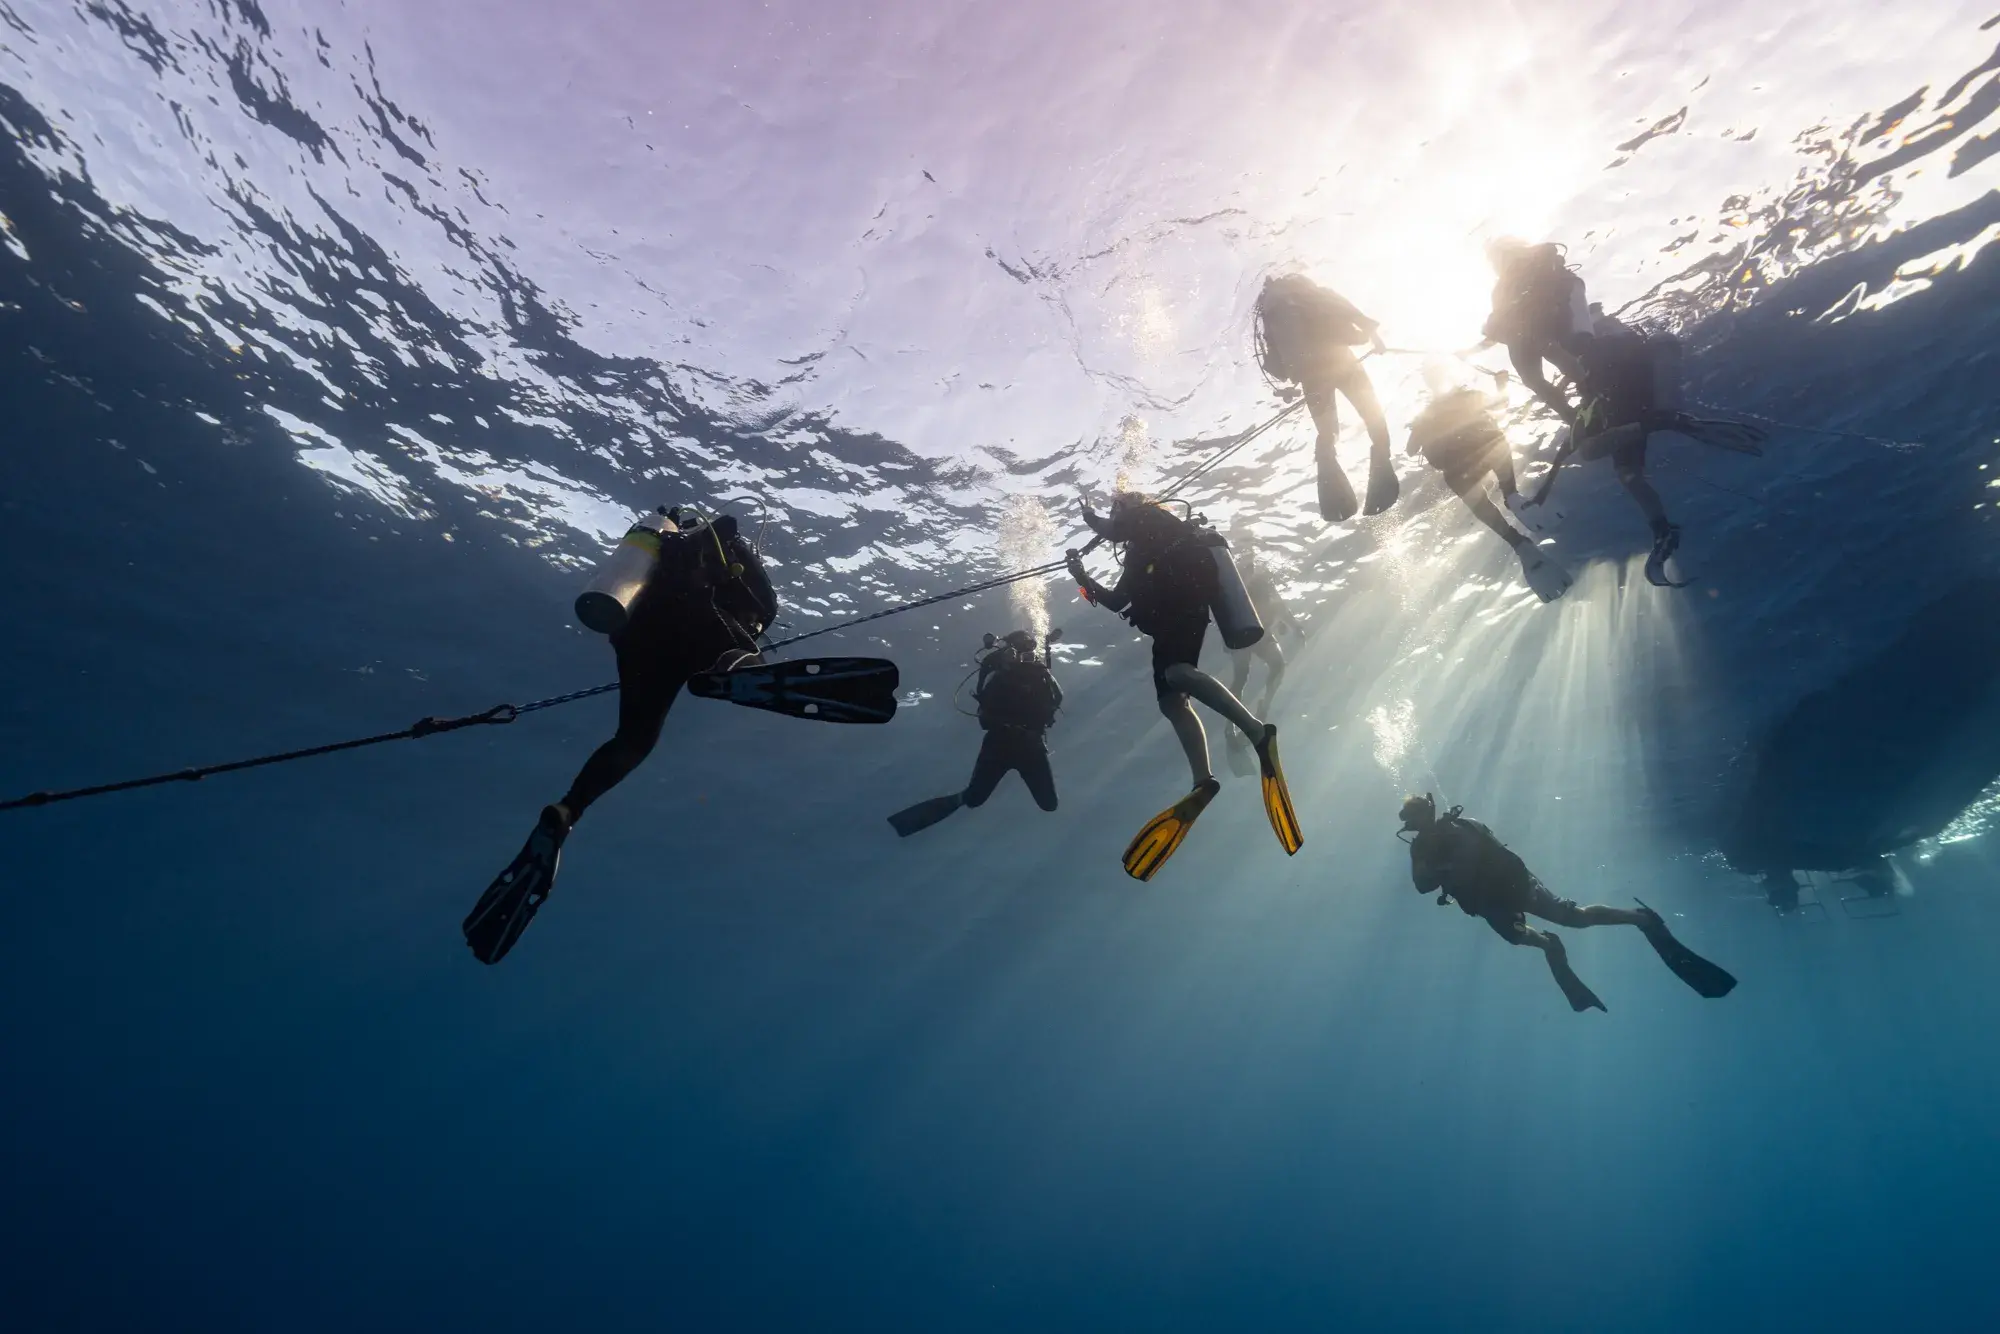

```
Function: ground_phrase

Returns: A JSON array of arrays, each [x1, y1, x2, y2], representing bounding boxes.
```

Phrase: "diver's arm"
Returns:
[[1528, 433, 1576, 507], [1066, 548, 1130, 613], [1048, 676, 1064, 710], [1508, 342, 1575, 425]]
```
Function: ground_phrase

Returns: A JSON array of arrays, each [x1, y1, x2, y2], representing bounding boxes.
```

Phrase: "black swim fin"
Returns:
[[463, 805, 569, 965], [1317, 437, 1358, 522], [888, 793, 963, 838], [687, 656, 900, 724], [1547, 947, 1608, 1013], [1635, 900, 1737, 998], [1644, 525, 1691, 588], [1665, 414, 1767, 456], [1363, 458, 1400, 516]]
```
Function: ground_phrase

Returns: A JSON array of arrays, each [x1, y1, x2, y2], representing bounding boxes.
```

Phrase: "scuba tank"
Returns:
[[1198, 525, 1266, 651], [575, 507, 677, 635]]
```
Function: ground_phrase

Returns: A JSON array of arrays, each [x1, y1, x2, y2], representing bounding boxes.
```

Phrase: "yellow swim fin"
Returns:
[[1121, 778, 1222, 881], [1253, 725, 1303, 856]]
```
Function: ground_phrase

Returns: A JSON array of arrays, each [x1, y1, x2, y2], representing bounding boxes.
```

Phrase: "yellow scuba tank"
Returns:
[[575, 507, 678, 635]]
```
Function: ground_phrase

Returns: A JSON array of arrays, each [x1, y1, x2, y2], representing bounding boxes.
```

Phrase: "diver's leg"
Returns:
[[1339, 365, 1399, 513], [1016, 738, 1059, 812], [1613, 434, 1673, 538], [559, 643, 678, 823], [1491, 444, 1520, 499], [1526, 879, 1644, 929], [1490, 912, 1606, 1012], [1161, 662, 1265, 743], [1160, 692, 1214, 786], [1462, 489, 1532, 549], [960, 733, 1008, 808], [1253, 636, 1286, 715], [1228, 647, 1253, 700], [1303, 371, 1358, 521]]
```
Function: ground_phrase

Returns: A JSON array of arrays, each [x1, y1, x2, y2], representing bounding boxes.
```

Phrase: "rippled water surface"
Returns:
[[5, 3, 2000, 1330]]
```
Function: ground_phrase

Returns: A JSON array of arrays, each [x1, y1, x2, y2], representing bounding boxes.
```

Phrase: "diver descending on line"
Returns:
[[1480, 236, 1595, 424], [462, 506, 900, 965], [1529, 308, 1769, 587], [1406, 363, 1573, 602], [887, 629, 1065, 837], [1066, 492, 1303, 879], [1481, 237, 1768, 587], [1253, 273, 1400, 521], [1397, 794, 1738, 1011]]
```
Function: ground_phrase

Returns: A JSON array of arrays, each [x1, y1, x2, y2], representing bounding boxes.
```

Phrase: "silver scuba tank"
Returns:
[[1204, 532, 1266, 651], [575, 507, 678, 635]]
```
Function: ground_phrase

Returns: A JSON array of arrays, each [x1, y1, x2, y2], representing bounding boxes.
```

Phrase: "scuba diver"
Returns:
[[1480, 237, 1593, 425], [463, 506, 900, 964], [1397, 794, 1737, 1012], [887, 629, 1064, 836], [1405, 365, 1573, 602], [1222, 517, 1300, 777], [1530, 310, 1768, 587], [1065, 492, 1302, 879], [1253, 273, 1399, 521]]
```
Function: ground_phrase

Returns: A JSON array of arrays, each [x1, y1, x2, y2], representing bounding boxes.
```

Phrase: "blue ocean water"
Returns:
[[4, 3, 2000, 1330]]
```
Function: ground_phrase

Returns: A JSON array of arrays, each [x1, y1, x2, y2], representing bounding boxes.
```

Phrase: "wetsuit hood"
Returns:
[[1399, 792, 1437, 832]]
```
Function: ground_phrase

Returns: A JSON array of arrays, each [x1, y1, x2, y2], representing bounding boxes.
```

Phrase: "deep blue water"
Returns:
[[6, 4, 2000, 1331]]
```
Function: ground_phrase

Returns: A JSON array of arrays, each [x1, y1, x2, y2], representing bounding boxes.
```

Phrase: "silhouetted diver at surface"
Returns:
[[1254, 273, 1399, 520]]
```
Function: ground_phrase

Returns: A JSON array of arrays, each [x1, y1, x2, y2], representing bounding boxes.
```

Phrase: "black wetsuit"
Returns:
[[1256, 275, 1394, 519], [1082, 506, 1218, 699], [563, 517, 775, 817], [1409, 390, 1516, 497], [963, 655, 1062, 811], [1410, 814, 1591, 944], [1486, 245, 1590, 422]]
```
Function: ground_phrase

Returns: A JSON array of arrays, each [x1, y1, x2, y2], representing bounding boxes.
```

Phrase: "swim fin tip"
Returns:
[[1253, 725, 1303, 856], [1548, 950, 1608, 1013], [888, 793, 963, 838], [1636, 901, 1737, 998], [463, 805, 569, 965], [1122, 779, 1222, 881]]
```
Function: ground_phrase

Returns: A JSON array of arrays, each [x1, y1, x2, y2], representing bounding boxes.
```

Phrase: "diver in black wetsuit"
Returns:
[[1486, 243, 1767, 587], [887, 630, 1064, 837], [1481, 237, 1594, 424], [1406, 368, 1572, 601], [1254, 274, 1399, 520], [463, 510, 898, 965], [1529, 313, 1686, 582], [1398, 794, 1737, 1011], [1067, 492, 1302, 880], [464, 511, 776, 963]]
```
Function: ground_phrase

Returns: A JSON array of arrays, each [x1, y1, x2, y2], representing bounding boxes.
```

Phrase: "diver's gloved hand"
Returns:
[[1065, 548, 1089, 586], [1275, 384, 1301, 402], [1080, 499, 1108, 536]]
